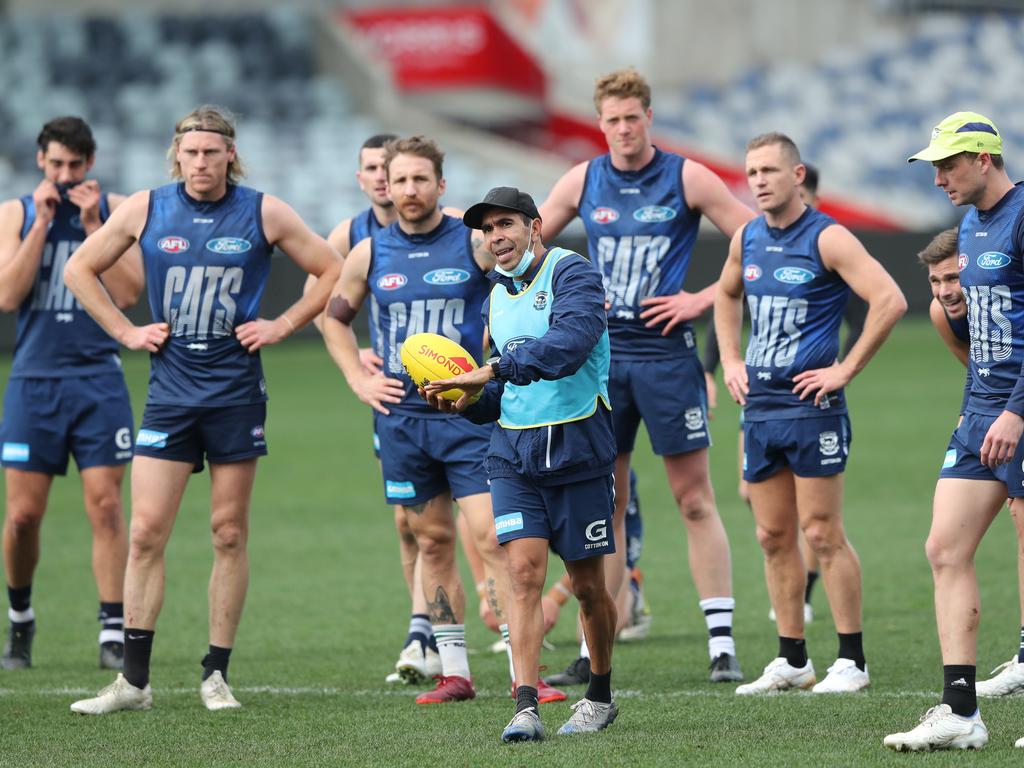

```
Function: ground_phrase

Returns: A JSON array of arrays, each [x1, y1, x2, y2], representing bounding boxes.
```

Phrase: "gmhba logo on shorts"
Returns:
[[773, 267, 814, 285], [136, 429, 168, 449], [206, 237, 252, 254], [423, 268, 470, 285], [158, 236, 189, 253], [633, 205, 676, 223], [495, 513, 524, 534]]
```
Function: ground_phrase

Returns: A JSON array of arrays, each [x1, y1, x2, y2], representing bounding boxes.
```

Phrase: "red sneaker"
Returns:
[[512, 680, 568, 704], [415, 675, 476, 704]]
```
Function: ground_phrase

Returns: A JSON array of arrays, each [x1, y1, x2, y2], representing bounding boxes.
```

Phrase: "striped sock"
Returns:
[[1018, 626, 1024, 664], [406, 613, 431, 649], [433, 623, 470, 679], [700, 597, 736, 659], [500, 623, 515, 682], [98, 602, 123, 646]]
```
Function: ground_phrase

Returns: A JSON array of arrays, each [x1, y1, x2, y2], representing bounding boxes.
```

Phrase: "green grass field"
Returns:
[[1, 317, 1022, 766]]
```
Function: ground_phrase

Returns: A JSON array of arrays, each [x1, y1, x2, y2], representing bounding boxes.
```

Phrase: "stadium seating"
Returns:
[[658, 12, 1024, 228], [0, 11, 542, 236]]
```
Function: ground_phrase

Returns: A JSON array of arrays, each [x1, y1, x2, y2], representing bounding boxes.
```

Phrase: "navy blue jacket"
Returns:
[[463, 251, 616, 486]]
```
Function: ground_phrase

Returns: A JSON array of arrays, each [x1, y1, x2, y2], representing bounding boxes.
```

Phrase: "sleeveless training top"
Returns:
[[369, 214, 489, 418], [138, 183, 272, 407], [741, 206, 849, 421], [10, 192, 121, 378], [579, 147, 702, 360]]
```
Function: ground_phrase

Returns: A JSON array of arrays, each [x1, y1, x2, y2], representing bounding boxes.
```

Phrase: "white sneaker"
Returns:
[[395, 641, 441, 684], [735, 657, 815, 695], [200, 670, 241, 711], [811, 658, 869, 693], [557, 698, 618, 734], [385, 671, 402, 683], [1016, 736, 1024, 748], [490, 638, 507, 654], [767, 604, 813, 623], [976, 657, 1024, 697], [883, 704, 988, 751], [70, 673, 152, 715]]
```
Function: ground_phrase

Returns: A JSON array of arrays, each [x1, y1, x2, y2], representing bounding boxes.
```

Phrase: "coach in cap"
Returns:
[[422, 186, 619, 742]]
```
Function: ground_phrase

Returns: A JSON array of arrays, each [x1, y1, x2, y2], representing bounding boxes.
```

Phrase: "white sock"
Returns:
[[433, 623, 470, 679], [700, 597, 736, 659], [500, 623, 515, 682], [8, 607, 34, 624], [409, 613, 432, 642], [579, 638, 590, 659]]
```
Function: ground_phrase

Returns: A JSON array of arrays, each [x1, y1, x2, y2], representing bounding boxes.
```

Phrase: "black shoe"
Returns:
[[99, 640, 125, 670], [544, 656, 591, 686], [2, 621, 34, 670], [709, 652, 743, 683]]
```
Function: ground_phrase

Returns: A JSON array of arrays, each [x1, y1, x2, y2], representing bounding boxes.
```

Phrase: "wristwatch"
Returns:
[[488, 356, 503, 381]]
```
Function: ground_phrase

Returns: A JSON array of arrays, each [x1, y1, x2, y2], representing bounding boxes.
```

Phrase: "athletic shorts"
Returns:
[[375, 412, 491, 506], [489, 472, 616, 562], [0, 374, 134, 475], [134, 402, 267, 471], [610, 356, 710, 456], [939, 411, 1024, 496], [743, 413, 852, 482]]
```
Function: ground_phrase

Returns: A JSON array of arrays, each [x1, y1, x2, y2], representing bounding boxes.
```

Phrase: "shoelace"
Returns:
[[988, 658, 1016, 676], [569, 699, 598, 723]]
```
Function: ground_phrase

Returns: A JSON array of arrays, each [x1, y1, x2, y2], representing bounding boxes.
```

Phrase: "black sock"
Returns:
[[123, 628, 155, 689], [585, 669, 612, 704], [1018, 626, 1024, 664], [98, 602, 124, 645], [804, 571, 819, 604], [7, 584, 31, 615], [202, 644, 232, 682], [778, 636, 807, 668], [515, 684, 538, 713], [942, 665, 976, 717], [837, 632, 866, 671]]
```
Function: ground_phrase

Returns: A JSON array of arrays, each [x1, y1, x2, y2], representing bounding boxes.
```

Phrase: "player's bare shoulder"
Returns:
[[106, 190, 151, 239]]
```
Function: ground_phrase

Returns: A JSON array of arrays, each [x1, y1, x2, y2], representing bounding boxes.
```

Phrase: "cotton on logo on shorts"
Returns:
[[584, 519, 610, 550], [114, 428, 132, 451]]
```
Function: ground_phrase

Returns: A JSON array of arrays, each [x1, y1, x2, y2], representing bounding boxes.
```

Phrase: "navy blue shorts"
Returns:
[[610, 356, 710, 456], [375, 412, 491, 506], [489, 472, 616, 562], [940, 411, 1024, 496], [743, 413, 852, 482], [0, 374, 134, 475], [134, 402, 267, 471]]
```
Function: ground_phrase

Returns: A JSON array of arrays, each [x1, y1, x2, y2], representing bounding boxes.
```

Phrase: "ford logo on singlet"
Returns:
[[423, 269, 470, 285], [377, 273, 407, 290], [744, 264, 762, 281], [503, 335, 536, 354], [633, 205, 676, 223], [206, 237, 251, 254], [773, 267, 814, 284], [591, 207, 619, 224], [977, 251, 1010, 269], [158, 236, 189, 253]]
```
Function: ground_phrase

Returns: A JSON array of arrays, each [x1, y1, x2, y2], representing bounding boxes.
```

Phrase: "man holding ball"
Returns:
[[422, 187, 618, 742]]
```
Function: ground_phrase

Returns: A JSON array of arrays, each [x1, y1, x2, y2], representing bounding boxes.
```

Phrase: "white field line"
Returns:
[[0, 685, 947, 699]]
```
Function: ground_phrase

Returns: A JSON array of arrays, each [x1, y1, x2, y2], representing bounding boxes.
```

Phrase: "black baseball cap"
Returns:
[[462, 186, 541, 229]]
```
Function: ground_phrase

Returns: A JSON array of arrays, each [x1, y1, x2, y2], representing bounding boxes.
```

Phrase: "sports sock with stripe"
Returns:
[[500, 623, 515, 681], [700, 597, 736, 659], [941, 665, 976, 717], [123, 628, 155, 689], [433, 623, 470, 679], [98, 602, 123, 646]]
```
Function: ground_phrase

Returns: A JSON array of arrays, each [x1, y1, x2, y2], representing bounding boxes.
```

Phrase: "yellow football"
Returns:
[[400, 332, 480, 402]]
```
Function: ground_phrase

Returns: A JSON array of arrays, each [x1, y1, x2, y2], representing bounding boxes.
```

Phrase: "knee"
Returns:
[[211, 518, 247, 553], [473, 527, 504, 564], [128, 519, 166, 559], [413, 524, 455, 562], [507, 557, 545, 597], [802, 521, 842, 560], [925, 534, 963, 572], [755, 524, 792, 557], [85, 492, 124, 536], [570, 576, 608, 612], [4, 503, 44, 537], [676, 489, 714, 523]]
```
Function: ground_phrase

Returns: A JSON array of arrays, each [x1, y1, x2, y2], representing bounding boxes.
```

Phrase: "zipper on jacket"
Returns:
[[546, 425, 553, 469]]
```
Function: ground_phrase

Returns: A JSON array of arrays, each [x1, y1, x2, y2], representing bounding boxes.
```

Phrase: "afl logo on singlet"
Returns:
[[958, 253, 968, 270], [744, 264, 762, 281], [158, 236, 189, 253], [591, 207, 619, 224], [377, 274, 407, 290], [206, 237, 252, 254]]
